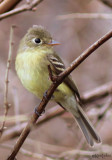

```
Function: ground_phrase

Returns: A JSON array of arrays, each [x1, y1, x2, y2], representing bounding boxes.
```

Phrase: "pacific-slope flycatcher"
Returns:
[[15, 25, 101, 146]]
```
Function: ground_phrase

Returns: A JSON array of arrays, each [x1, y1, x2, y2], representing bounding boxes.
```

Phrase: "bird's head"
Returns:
[[21, 25, 60, 50]]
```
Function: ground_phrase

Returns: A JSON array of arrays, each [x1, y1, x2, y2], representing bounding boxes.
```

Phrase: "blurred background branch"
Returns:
[[59, 144, 112, 159], [0, 143, 54, 160], [0, 0, 22, 14], [57, 13, 112, 20], [0, 0, 43, 20]]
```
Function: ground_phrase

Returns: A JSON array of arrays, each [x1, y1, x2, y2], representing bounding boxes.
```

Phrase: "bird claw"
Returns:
[[34, 90, 49, 116], [34, 106, 46, 116], [43, 91, 48, 100], [34, 107, 41, 116]]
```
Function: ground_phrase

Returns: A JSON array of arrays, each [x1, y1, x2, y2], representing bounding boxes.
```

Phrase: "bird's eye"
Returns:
[[34, 38, 41, 44]]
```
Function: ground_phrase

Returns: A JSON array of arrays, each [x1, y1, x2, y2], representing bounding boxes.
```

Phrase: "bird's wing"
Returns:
[[47, 53, 81, 101]]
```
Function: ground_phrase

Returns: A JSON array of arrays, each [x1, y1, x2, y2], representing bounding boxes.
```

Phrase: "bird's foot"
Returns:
[[34, 107, 41, 116], [43, 91, 48, 100], [34, 105, 45, 116]]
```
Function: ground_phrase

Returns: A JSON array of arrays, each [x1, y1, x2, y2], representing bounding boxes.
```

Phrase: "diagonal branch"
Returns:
[[0, 0, 43, 20], [0, 0, 22, 14], [7, 29, 112, 160]]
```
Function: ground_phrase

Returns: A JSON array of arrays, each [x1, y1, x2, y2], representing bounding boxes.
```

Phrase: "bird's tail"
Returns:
[[74, 103, 101, 146], [60, 96, 101, 146]]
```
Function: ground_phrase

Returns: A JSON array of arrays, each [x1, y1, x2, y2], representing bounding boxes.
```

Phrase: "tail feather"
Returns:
[[58, 96, 101, 146], [74, 104, 101, 146], [75, 116, 94, 146], [78, 105, 101, 143]]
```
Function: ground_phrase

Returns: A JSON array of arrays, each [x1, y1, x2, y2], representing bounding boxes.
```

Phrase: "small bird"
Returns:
[[15, 25, 101, 146]]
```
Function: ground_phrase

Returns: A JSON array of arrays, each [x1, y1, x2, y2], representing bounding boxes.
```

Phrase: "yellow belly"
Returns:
[[15, 51, 73, 101]]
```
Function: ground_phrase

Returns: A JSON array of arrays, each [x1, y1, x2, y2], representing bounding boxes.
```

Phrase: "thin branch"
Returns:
[[59, 144, 112, 159], [26, 138, 72, 154], [0, 25, 15, 137], [0, 0, 22, 14], [0, 144, 54, 160], [7, 30, 112, 160], [82, 81, 112, 104], [0, 114, 28, 124], [96, 96, 112, 120], [2, 143, 112, 160], [57, 13, 112, 20], [0, 0, 44, 20]]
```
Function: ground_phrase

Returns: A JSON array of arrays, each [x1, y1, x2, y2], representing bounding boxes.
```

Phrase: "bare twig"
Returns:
[[0, 26, 15, 137], [0, 0, 22, 14], [57, 13, 112, 20], [96, 96, 112, 120], [0, 144, 54, 160], [26, 138, 72, 154], [82, 81, 112, 104], [0, 0, 43, 20], [2, 142, 112, 160], [13, 88, 21, 126], [59, 144, 112, 159], [7, 30, 112, 160], [0, 114, 28, 124]]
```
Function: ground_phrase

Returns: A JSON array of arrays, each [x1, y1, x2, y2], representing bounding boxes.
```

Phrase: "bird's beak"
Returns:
[[48, 40, 60, 46]]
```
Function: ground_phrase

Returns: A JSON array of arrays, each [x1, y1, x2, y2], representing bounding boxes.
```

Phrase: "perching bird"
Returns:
[[15, 25, 101, 146]]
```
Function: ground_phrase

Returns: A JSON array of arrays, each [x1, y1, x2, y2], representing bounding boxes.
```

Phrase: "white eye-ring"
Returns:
[[32, 38, 42, 44]]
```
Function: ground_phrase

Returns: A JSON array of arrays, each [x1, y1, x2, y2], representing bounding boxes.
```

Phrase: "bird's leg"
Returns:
[[35, 90, 52, 116], [35, 89, 55, 116], [34, 106, 42, 116], [43, 90, 48, 100]]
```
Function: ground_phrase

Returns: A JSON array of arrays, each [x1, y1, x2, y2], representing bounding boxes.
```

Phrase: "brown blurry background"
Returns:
[[0, 0, 112, 159]]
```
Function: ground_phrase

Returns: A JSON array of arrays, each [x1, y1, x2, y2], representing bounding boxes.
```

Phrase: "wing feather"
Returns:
[[47, 53, 81, 101]]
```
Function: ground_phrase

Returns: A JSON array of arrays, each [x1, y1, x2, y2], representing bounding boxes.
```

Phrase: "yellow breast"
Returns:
[[15, 49, 73, 101], [15, 50, 51, 98]]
